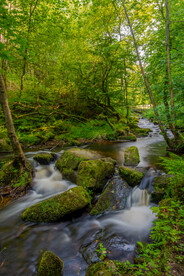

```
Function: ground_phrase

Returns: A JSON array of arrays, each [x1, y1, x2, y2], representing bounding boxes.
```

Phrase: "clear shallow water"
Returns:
[[0, 118, 166, 276]]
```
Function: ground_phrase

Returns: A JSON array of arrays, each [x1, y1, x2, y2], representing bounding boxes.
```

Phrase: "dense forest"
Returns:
[[0, 0, 184, 275]]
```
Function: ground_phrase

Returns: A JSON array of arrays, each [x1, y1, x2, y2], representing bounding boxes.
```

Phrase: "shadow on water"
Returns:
[[0, 118, 167, 275]]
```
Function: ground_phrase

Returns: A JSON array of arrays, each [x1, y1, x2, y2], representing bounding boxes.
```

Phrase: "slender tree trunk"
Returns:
[[123, 58, 129, 120], [165, 0, 177, 139], [122, 1, 173, 148], [0, 73, 27, 168], [19, 0, 39, 97], [163, 67, 173, 132]]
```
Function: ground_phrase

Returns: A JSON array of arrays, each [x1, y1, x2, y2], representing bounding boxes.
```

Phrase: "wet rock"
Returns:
[[124, 146, 140, 166], [22, 186, 90, 222], [119, 166, 143, 187], [80, 229, 135, 265], [90, 176, 131, 216], [152, 175, 173, 203], [38, 251, 63, 276], [77, 159, 115, 191], [33, 153, 56, 165]]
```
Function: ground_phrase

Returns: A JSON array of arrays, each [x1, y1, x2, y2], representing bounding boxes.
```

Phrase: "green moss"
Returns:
[[85, 260, 130, 276], [119, 166, 143, 187], [22, 186, 90, 222], [90, 181, 114, 215], [0, 161, 32, 188], [0, 138, 12, 152], [55, 151, 85, 172], [151, 175, 173, 203], [132, 127, 151, 137], [124, 146, 140, 166], [33, 153, 56, 165], [62, 168, 77, 183], [77, 159, 115, 191], [38, 251, 63, 276]]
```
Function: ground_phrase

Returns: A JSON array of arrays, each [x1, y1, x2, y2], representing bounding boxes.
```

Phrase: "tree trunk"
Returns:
[[19, 0, 39, 97], [122, 1, 173, 148], [0, 73, 27, 168], [165, 0, 178, 139]]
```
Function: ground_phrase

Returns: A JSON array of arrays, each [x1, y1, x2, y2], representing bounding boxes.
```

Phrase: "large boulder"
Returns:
[[124, 146, 140, 166], [33, 153, 56, 165], [85, 260, 129, 276], [119, 166, 143, 187], [77, 159, 115, 191], [22, 186, 90, 222], [38, 251, 63, 276], [90, 176, 131, 216], [56, 148, 101, 171], [55, 148, 101, 182]]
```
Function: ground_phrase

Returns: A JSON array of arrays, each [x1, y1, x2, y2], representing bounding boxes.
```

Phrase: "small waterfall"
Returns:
[[126, 187, 150, 208], [126, 168, 158, 209]]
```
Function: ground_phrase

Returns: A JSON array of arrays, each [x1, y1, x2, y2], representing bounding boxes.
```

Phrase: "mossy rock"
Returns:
[[22, 186, 90, 222], [77, 159, 115, 191], [124, 146, 140, 166], [118, 133, 137, 141], [62, 168, 77, 183], [33, 153, 56, 165], [38, 251, 63, 276], [0, 161, 32, 189], [0, 138, 12, 152], [85, 260, 129, 276], [55, 148, 101, 172], [90, 176, 130, 216], [119, 166, 143, 187], [132, 127, 151, 137], [151, 175, 173, 203]]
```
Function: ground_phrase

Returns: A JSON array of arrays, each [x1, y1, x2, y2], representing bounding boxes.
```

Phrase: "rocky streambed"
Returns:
[[0, 118, 173, 275]]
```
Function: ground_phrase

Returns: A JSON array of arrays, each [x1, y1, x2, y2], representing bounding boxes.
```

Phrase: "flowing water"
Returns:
[[0, 118, 167, 276]]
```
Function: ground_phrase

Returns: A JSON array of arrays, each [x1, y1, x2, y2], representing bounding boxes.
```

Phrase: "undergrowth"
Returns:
[[130, 153, 184, 275]]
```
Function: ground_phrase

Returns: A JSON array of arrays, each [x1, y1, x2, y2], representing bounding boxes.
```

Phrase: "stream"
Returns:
[[0, 118, 169, 276]]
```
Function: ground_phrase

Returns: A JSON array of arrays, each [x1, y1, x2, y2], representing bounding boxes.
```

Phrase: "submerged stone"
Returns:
[[119, 166, 143, 187], [77, 159, 115, 191], [33, 153, 56, 165], [38, 251, 63, 276], [80, 229, 134, 266], [90, 176, 131, 215], [22, 186, 90, 222], [124, 146, 140, 166]]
